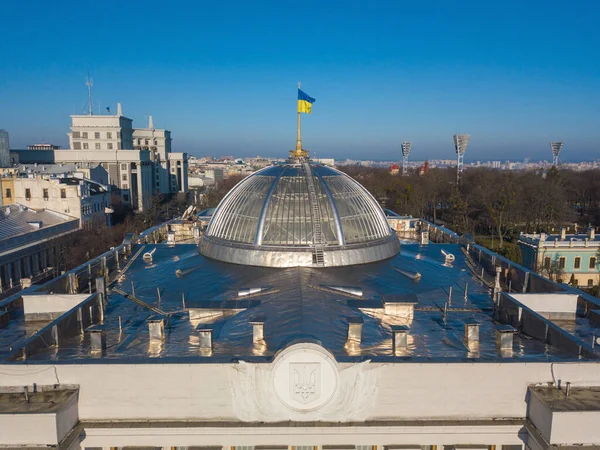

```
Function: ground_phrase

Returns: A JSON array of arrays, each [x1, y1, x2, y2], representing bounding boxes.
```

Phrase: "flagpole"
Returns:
[[296, 82, 302, 155]]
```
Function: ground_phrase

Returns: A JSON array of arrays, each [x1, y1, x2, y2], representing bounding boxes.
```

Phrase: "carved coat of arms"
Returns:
[[290, 362, 320, 404]]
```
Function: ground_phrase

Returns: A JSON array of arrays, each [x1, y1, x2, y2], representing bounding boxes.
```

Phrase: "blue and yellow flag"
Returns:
[[298, 89, 316, 114]]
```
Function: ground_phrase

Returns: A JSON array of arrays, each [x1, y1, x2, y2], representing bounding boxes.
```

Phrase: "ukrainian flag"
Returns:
[[298, 89, 316, 114]]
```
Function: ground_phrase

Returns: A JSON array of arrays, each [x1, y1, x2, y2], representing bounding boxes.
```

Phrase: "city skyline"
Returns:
[[1, 1, 599, 160]]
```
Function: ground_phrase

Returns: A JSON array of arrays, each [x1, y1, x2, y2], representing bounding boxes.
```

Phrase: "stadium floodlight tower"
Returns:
[[401, 141, 412, 176], [550, 141, 563, 167], [453, 134, 470, 183]]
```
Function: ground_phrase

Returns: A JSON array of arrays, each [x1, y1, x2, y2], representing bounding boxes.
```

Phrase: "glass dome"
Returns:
[[199, 161, 400, 267]]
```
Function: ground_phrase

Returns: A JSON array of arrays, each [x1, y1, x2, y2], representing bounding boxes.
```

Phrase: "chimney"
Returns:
[[198, 327, 213, 351], [249, 316, 265, 343], [539, 233, 546, 243], [346, 316, 364, 344], [463, 319, 480, 346], [117, 102, 123, 117], [391, 325, 409, 354], [560, 228, 567, 240], [420, 231, 429, 245], [495, 324, 516, 351], [148, 317, 165, 341], [589, 227, 596, 240], [148, 115, 154, 129], [88, 326, 106, 353]]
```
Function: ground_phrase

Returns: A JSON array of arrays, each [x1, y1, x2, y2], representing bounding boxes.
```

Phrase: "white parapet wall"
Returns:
[[509, 293, 579, 319], [22, 293, 91, 321], [0, 389, 79, 446]]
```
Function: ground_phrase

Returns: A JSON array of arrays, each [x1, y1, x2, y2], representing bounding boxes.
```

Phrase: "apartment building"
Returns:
[[1, 176, 110, 227]]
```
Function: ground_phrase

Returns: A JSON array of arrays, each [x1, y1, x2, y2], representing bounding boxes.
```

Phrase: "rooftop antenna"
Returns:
[[401, 141, 412, 176], [453, 134, 470, 183], [550, 142, 563, 167], [85, 71, 93, 116]]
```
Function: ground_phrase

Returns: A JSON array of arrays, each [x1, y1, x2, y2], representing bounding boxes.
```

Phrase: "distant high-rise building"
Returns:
[[0, 130, 11, 167]]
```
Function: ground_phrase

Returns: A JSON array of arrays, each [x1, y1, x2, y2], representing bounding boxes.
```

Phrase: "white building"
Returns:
[[132, 116, 189, 195], [0, 204, 79, 293], [1, 176, 110, 227], [2, 159, 600, 449], [12, 104, 188, 211]]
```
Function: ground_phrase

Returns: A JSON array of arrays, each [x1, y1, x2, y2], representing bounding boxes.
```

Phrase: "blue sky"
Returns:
[[1, 0, 599, 161]]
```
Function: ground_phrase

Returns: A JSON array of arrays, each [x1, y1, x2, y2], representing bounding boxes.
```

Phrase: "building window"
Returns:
[[25, 189, 31, 200], [145, 139, 149, 145], [72, 131, 80, 138], [107, 132, 112, 139], [544, 257, 551, 269], [107, 143, 113, 150], [122, 184, 128, 189], [590, 257, 597, 269], [83, 143, 89, 150], [559, 257, 566, 269], [43, 188, 49, 199], [574, 257, 581, 269], [94, 132, 100, 139], [82, 132, 88, 139], [95, 143, 101, 150], [73, 142, 81, 150], [5, 188, 11, 198], [122, 174, 127, 181], [573, 278, 579, 286], [60, 188, 66, 199]]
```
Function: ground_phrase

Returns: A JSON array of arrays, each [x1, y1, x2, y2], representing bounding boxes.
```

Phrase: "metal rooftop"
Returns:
[[4, 231, 600, 364], [0, 205, 79, 254]]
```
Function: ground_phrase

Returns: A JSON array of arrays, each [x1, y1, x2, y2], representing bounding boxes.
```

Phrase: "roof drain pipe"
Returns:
[[238, 287, 265, 297], [323, 285, 363, 297]]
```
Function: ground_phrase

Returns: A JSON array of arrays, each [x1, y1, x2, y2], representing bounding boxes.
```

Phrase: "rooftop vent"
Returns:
[[147, 317, 165, 341], [142, 248, 156, 263], [346, 316, 364, 344], [464, 319, 480, 347], [441, 249, 455, 266], [3, 208, 9, 216], [27, 221, 43, 229], [249, 316, 265, 343], [197, 327, 213, 352], [87, 326, 106, 353], [391, 325, 409, 354], [495, 324, 516, 351]]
